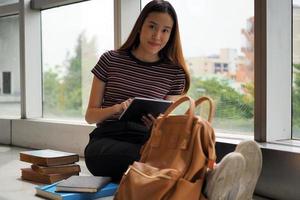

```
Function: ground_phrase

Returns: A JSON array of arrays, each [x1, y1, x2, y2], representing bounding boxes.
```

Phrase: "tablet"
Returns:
[[118, 97, 173, 123]]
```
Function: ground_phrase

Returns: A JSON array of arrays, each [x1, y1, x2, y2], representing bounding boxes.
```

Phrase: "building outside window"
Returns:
[[41, 0, 114, 120], [142, 0, 254, 135], [0, 15, 20, 117]]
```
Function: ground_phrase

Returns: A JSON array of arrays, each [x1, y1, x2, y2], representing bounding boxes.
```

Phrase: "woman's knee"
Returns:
[[84, 138, 142, 177], [85, 154, 137, 181], [85, 138, 142, 158]]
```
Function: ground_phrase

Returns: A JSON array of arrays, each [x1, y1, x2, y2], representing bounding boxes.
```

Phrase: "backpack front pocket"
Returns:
[[114, 162, 180, 200]]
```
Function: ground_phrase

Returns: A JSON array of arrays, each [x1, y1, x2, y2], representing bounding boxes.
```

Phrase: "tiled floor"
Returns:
[[0, 145, 113, 200], [0, 144, 268, 200]]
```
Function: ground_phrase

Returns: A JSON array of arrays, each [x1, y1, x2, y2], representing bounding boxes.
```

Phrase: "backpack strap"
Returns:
[[201, 120, 216, 170], [194, 96, 215, 123], [193, 96, 216, 168]]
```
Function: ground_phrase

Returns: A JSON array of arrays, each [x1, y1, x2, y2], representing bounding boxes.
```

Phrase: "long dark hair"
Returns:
[[119, 0, 190, 94]]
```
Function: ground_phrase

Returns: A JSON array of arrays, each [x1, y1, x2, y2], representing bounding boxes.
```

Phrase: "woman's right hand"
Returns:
[[114, 98, 133, 114]]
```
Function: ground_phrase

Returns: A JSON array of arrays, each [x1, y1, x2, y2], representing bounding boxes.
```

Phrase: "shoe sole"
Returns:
[[235, 140, 262, 200], [205, 152, 246, 200]]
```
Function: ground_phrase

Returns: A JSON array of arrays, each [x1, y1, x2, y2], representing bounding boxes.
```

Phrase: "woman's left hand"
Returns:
[[142, 114, 156, 129]]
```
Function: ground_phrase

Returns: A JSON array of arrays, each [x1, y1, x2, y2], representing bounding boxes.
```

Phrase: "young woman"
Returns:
[[84, 0, 190, 181]]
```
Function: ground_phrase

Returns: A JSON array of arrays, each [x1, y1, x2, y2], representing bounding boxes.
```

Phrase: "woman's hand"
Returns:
[[114, 98, 133, 114], [142, 114, 156, 129]]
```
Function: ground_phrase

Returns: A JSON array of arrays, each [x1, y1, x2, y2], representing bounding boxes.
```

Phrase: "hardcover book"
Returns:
[[21, 168, 79, 184], [118, 97, 173, 123], [55, 175, 111, 193], [31, 164, 81, 175], [20, 149, 79, 166], [35, 181, 118, 200]]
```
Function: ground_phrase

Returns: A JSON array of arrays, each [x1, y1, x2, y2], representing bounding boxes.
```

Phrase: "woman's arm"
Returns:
[[165, 95, 182, 101], [85, 76, 131, 124]]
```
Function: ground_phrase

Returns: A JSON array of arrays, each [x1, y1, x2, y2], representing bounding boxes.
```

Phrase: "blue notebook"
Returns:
[[35, 182, 118, 200]]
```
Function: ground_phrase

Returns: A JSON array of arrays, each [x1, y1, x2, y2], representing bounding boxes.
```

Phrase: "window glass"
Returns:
[[42, 0, 114, 120], [142, 0, 254, 135], [293, 0, 300, 139], [0, 15, 20, 118], [3, 72, 12, 94], [0, 0, 18, 6]]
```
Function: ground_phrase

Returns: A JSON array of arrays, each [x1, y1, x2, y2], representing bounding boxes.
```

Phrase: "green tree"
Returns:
[[43, 68, 61, 111], [188, 77, 254, 133], [293, 64, 300, 131], [189, 77, 254, 119], [43, 32, 98, 117], [62, 34, 83, 114]]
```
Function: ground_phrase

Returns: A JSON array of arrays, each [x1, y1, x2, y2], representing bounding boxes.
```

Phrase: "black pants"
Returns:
[[84, 121, 149, 181]]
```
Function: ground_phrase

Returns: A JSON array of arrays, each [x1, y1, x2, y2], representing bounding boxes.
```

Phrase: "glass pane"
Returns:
[[142, 0, 254, 135], [0, 0, 18, 6], [293, 0, 300, 139], [42, 0, 114, 120], [0, 15, 20, 118]]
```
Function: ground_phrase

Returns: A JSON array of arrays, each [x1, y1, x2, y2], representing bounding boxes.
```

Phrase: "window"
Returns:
[[223, 63, 229, 72], [3, 72, 11, 94], [0, 0, 18, 6], [0, 15, 20, 117], [214, 63, 221, 73], [41, 0, 114, 120], [293, 0, 300, 139], [142, 0, 254, 135]]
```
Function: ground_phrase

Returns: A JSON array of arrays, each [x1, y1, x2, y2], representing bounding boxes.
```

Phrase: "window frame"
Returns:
[[30, 0, 90, 10], [0, 2, 18, 17], [19, 0, 42, 119], [255, 0, 292, 142]]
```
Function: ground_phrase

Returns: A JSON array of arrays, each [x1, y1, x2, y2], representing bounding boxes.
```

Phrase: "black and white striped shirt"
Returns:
[[92, 50, 186, 109]]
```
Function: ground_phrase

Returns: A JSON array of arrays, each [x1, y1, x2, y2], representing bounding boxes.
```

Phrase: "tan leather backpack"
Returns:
[[114, 96, 216, 200]]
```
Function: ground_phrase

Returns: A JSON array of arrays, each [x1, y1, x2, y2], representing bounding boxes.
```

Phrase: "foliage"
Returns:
[[43, 33, 93, 117], [188, 77, 254, 120], [43, 68, 61, 110], [293, 64, 300, 131], [63, 35, 82, 111]]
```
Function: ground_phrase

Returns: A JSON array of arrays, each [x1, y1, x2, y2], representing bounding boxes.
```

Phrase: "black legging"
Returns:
[[84, 122, 149, 181]]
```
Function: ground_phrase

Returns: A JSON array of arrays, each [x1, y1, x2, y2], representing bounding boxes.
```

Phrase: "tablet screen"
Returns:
[[118, 97, 173, 123]]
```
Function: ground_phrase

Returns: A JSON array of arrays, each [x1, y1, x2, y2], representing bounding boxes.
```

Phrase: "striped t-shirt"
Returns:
[[92, 50, 186, 110]]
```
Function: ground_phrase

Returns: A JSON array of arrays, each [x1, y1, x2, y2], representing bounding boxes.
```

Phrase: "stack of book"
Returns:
[[20, 149, 81, 184]]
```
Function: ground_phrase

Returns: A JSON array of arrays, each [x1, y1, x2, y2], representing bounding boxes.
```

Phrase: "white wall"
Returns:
[[11, 119, 94, 156]]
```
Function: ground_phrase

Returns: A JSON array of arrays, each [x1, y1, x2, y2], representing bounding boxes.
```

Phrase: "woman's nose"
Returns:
[[152, 30, 161, 40]]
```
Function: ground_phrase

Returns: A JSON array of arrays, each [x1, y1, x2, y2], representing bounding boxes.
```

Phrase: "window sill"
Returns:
[[22, 118, 92, 127], [2, 118, 300, 155], [216, 133, 300, 154]]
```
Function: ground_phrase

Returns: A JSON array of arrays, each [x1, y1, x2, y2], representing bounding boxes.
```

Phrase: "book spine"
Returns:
[[20, 153, 47, 166], [20, 153, 79, 166], [31, 164, 81, 174], [47, 156, 79, 166]]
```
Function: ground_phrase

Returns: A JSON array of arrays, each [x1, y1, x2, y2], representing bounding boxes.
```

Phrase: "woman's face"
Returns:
[[138, 12, 174, 59]]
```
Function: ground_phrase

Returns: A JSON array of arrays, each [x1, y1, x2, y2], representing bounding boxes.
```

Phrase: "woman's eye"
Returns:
[[149, 25, 155, 29], [163, 29, 169, 33]]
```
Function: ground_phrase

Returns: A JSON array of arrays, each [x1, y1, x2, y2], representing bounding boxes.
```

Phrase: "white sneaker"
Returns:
[[204, 152, 246, 200], [232, 140, 263, 200]]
